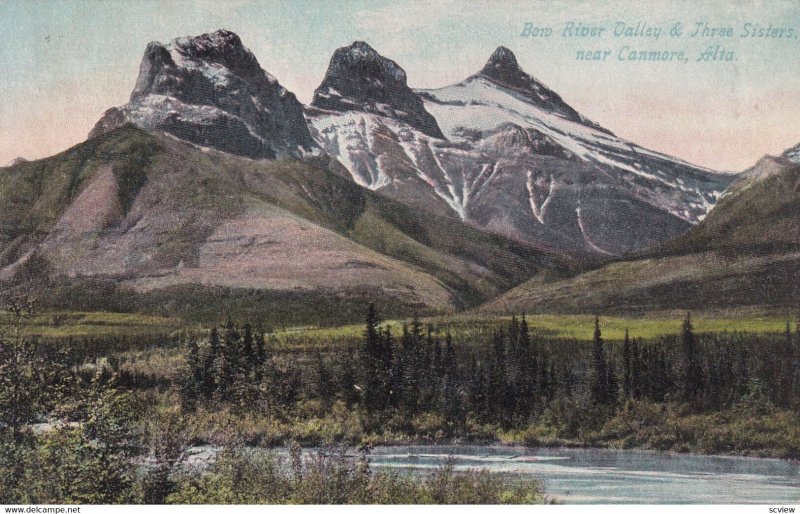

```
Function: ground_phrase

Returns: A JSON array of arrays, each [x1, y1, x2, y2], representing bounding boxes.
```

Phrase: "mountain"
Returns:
[[90, 29, 318, 160], [307, 44, 733, 256], [311, 41, 443, 138], [0, 31, 570, 323], [6, 157, 27, 167], [655, 151, 800, 256], [482, 146, 800, 314], [0, 29, 755, 321], [0, 125, 561, 323], [478, 47, 608, 134]]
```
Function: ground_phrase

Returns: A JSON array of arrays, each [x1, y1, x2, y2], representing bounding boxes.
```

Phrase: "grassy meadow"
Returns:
[[0, 310, 187, 339], [2, 307, 792, 347], [267, 309, 794, 352]]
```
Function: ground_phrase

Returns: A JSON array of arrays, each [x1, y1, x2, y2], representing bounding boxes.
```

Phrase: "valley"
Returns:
[[0, 25, 798, 506]]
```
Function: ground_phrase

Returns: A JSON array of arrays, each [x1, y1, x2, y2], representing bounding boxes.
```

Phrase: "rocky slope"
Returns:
[[87, 32, 733, 258], [311, 41, 443, 138], [0, 126, 560, 322], [308, 44, 732, 256], [482, 145, 800, 314], [90, 29, 318, 159]]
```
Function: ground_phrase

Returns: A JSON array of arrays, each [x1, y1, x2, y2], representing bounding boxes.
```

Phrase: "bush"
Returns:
[[166, 447, 545, 504]]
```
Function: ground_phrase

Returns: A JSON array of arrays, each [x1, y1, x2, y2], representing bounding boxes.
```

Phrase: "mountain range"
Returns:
[[308, 41, 731, 256], [1, 29, 790, 321], [483, 146, 800, 314]]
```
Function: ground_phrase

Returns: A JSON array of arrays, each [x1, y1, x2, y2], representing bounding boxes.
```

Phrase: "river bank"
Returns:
[[176, 398, 800, 461], [175, 444, 800, 504]]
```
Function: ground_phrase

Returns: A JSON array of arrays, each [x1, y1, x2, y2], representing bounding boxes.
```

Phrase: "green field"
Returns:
[[512, 312, 793, 341], [4, 308, 792, 347], [270, 310, 793, 350], [0, 310, 187, 339]]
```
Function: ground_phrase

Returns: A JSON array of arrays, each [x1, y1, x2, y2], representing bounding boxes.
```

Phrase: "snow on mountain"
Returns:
[[478, 46, 609, 134], [307, 45, 732, 256], [419, 73, 726, 224], [84, 31, 732, 258], [90, 29, 318, 159], [308, 111, 396, 190]]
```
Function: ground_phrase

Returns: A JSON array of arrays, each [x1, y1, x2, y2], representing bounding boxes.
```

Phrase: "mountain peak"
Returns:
[[310, 42, 443, 138], [339, 41, 383, 59], [783, 142, 800, 163], [173, 29, 242, 50], [91, 29, 318, 159], [325, 41, 407, 84], [5, 156, 28, 167], [163, 29, 261, 80], [483, 46, 520, 72], [475, 46, 611, 134]]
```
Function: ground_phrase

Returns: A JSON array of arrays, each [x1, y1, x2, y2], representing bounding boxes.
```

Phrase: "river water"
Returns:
[[182, 444, 800, 504], [365, 445, 800, 504]]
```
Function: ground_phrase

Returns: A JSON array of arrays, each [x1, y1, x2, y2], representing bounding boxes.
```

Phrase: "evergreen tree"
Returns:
[[488, 329, 510, 419], [467, 355, 490, 423], [516, 314, 537, 417], [432, 332, 443, 377], [314, 351, 335, 411], [340, 347, 360, 408], [590, 316, 614, 406], [605, 346, 618, 407], [443, 330, 456, 372], [382, 326, 396, 407], [651, 344, 673, 402], [358, 303, 391, 414], [210, 339, 233, 402], [630, 338, 642, 400], [622, 329, 632, 398], [399, 314, 426, 414], [181, 336, 204, 409], [439, 370, 465, 435], [202, 327, 220, 398], [681, 312, 704, 403], [254, 330, 267, 367], [537, 350, 552, 404], [242, 323, 255, 363]]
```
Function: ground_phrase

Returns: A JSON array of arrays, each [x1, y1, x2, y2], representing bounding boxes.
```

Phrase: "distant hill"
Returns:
[[481, 149, 800, 314], [0, 125, 560, 324]]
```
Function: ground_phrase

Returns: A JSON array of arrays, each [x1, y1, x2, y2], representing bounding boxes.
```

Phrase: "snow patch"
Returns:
[[309, 112, 391, 190], [420, 76, 725, 223], [526, 171, 556, 224], [576, 206, 611, 255]]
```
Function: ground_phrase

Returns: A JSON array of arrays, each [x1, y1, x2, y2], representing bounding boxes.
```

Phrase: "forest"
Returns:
[[1, 297, 799, 504]]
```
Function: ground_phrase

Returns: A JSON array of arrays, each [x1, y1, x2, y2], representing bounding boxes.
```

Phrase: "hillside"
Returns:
[[0, 125, 562, 324], [482, 151, 800, 314]]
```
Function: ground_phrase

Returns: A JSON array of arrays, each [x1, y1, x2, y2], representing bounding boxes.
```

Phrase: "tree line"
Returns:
[[180, 305, 800, 433]]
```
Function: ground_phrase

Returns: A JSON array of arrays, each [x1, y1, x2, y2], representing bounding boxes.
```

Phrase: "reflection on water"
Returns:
[[366, 446, 800, 504]]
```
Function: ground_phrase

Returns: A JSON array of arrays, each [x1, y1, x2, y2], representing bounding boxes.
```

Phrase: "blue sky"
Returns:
[[1, 0, 798, 171]]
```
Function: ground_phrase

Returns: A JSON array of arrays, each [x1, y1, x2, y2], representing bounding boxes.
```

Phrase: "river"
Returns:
[[182, 444, 800, 504], [365, 445, 800, 504]]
